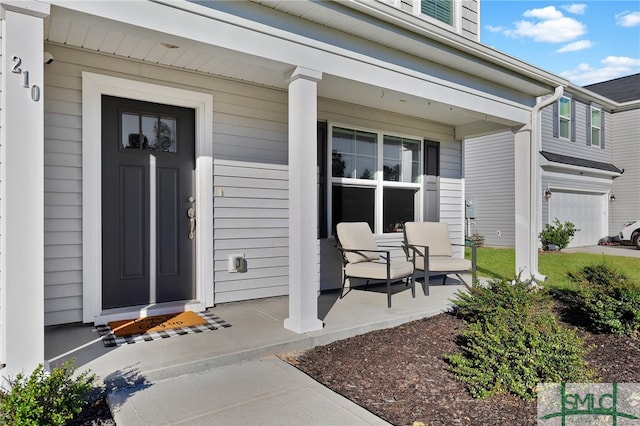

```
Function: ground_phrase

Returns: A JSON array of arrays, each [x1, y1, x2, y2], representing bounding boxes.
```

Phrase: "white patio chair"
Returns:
[[403, 221, 476, 295], [336, 222, 415, 308]]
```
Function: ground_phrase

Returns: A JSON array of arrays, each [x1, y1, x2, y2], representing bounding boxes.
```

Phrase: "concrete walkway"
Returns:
[[46, 279, 465, 425]]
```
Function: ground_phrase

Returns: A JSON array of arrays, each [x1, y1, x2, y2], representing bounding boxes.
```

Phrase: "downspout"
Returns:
[[529, 85, 564, 282]]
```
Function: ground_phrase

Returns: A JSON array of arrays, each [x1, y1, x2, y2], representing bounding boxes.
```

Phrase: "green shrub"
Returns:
[[569, 263, 640, 336], [539, 218, 579, 251], [0, 359, 95, 426], [447, 278, 595, 401]]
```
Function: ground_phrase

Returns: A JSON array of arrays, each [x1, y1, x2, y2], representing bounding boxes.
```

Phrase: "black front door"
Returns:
[[101, 95, 196, 310]]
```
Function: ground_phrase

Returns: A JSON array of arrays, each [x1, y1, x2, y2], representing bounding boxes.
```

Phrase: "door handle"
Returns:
[[187, 207, 195, 240]]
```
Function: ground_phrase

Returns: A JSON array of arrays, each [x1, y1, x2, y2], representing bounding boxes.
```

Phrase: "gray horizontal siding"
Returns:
[[611, 109, 640, 232], [213, 160, 290, 303], [43, 44, 290, 325], [540, 97, 614, 164], [464, 131, 515, 247]]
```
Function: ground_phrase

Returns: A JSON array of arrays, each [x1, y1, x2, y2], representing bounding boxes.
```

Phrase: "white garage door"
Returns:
[[549, 191, 607, 248]]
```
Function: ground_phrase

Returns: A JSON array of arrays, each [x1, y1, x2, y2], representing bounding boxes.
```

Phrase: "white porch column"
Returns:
[[514, 125, 536, 280], [0, 1, 49, 378], [284, 67, 323, 334]]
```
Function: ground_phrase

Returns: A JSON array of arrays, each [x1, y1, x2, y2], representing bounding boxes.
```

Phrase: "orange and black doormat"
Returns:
[[95, 311, 231, 347]]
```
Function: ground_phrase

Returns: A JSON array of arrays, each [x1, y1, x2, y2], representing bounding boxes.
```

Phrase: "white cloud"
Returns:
[[484, 25, 505, 33], [616, 11, 640, 27], [561, 4, 587, 15], [556, 40, 593, 53], [560, 56, 640, 85], [503, 6, 586, 43]]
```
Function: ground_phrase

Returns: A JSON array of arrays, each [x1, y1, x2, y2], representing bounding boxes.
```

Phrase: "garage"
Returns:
[[548, 191, 607, 248]]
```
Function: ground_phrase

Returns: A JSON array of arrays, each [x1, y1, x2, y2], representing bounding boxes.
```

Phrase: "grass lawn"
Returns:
[[466, 246, 640, 291]]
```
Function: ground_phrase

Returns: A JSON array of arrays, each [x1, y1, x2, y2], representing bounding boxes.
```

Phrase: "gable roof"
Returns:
[[583, 73, 640, 103]]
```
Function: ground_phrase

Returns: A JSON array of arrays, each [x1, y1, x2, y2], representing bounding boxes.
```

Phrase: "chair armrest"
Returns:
[[335, 244, 391, 263]]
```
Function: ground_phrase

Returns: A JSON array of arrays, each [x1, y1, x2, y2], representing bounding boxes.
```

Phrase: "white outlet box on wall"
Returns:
[[228, 253, 246, 273]]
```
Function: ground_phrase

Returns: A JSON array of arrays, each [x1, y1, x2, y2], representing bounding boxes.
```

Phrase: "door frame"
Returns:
[[81, 72, 214, 324]]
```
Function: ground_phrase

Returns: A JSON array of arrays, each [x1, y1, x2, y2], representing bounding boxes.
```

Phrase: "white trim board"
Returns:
[[81, 72, 214, 324]]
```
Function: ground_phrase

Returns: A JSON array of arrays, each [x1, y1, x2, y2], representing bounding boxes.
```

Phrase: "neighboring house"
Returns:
[[464, 74, 640, 248], [584, 74, 640, 233], [1, 0, 566, 378]]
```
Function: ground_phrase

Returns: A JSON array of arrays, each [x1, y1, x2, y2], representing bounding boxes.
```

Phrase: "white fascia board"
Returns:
[[52, 0, 532, 125]]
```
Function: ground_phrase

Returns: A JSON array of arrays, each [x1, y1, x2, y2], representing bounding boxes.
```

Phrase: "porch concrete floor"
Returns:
[[45, 278, 469, 425]]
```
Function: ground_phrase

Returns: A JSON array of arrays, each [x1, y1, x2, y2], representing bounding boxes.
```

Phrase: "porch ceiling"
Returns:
[[45, 3, 522, 133]]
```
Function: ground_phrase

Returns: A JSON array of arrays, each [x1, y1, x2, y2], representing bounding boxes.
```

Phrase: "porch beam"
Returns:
[[284, 67, 324, 334]]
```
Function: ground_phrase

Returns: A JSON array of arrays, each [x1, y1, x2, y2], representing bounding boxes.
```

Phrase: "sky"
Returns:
[[480, 1, 640, 86]]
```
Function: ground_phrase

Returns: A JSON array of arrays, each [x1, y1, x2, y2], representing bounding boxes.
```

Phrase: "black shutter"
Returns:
[[570, 99, 576, 142], [317, 122, 327, 238], [552, 101, 559, 138], [600, 112, 606, 149], [586, 107, 591, 146]]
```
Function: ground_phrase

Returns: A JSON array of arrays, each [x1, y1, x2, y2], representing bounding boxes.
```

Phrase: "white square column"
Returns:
[[0, 1, 49, 378], [514, 125, 537, 280], [284, 67, 324, 333]]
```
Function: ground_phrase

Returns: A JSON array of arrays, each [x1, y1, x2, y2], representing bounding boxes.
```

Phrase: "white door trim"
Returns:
[[81, 72, 214, 323]]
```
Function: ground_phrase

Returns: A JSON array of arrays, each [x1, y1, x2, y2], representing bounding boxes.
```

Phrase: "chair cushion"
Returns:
[[345, 259, 414, 280], [412, 254, 471, 272], [336, 222, 380, 264], [404, 222, 453, 257]]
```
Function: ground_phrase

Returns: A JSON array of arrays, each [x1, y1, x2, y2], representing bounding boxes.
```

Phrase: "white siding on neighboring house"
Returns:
[[611, 109, 640, 232], [464, 130, 515, 247]]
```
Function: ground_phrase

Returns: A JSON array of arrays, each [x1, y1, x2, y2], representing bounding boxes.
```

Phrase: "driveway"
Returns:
[[563, 244, 640, 258]]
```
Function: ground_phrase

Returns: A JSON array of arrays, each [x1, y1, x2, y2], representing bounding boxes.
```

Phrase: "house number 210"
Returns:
[[11, 55, 41, 102]]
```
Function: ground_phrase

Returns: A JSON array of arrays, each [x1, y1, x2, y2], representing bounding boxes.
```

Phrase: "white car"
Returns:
[[619, 221, 640, 249]]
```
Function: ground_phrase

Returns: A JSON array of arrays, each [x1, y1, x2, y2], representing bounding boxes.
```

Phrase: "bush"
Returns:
[[447, 278, 595, 401], [569, 263, 640, 336], [0, 360, 95, 426], [466, 233, 485, 247], [539, 218, 579, 251]]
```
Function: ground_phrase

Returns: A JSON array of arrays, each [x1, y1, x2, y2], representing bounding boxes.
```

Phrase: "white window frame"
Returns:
[[328, 123, 424, 235], [412, 0, 458, 31], [590, 106, 602, 148], [558, 96, 571, 140]]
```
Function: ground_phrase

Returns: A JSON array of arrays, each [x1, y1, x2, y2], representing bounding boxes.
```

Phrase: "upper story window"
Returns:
[[330, 125, 423, 235], [590, 107, 602, 148], [558, 97, 571, 139], [415, 0, 453, 26]]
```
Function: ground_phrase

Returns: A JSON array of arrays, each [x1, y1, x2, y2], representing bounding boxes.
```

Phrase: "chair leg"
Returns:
[[340, 272, 348, 299], [442, 275, 447, 285], [409, 275, 415, 298], [386, 277, 392, 308]]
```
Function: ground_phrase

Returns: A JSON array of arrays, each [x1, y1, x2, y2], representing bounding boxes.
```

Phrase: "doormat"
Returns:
[[95, 311, 231, 347]]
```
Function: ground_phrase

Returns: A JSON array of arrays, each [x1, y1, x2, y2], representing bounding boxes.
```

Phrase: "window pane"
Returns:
[[158, 117, 177, 152], [141, 115, 158, 150], [122, 113, 140, 149], [332, 127, 376, 180], [559, 118, 570, 139], [592, 128, 600, 146], [356, 157, 376, 179], [332, 127, 354, 154], [559, 97, 570, 117], [383, 136, 420, 183], [383, 188, 418, 233], [591, 108, 601, 124], [332, 186, 375, 235]]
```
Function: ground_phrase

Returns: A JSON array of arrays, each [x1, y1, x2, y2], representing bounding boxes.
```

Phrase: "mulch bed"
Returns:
[[289, 299, 640, 426]]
